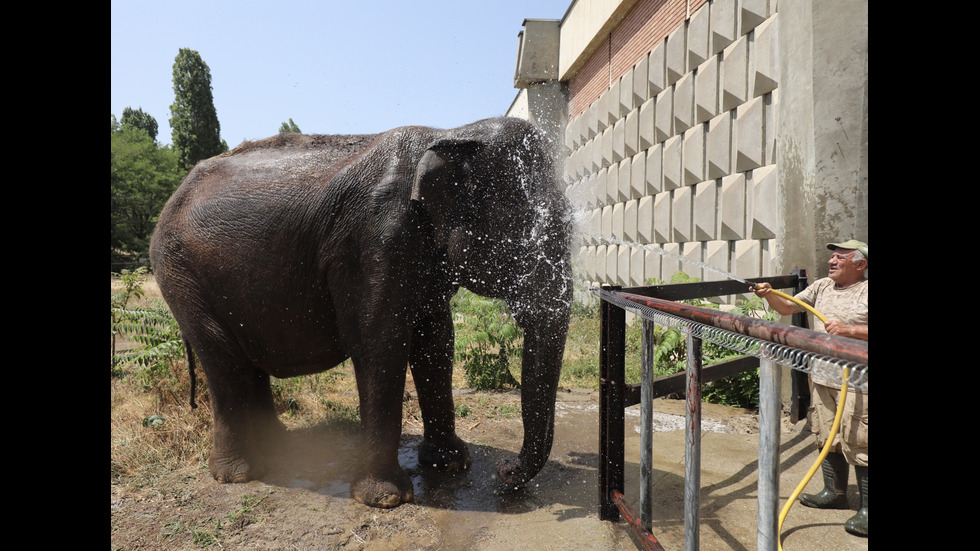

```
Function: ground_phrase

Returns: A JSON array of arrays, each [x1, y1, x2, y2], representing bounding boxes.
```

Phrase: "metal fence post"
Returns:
[[789, 269, 810, 422], [640, 318, 655, 528], [684, 330, 702, 551], [757, 356, 781, 551], [599, 286, 625, 521]]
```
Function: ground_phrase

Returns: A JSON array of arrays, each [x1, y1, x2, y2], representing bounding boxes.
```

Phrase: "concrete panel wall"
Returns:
[[512, 0, 867, 297], [567, 0, 780, 296]]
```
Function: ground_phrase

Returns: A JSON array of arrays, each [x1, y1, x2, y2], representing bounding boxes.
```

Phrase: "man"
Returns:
[[752, 239, 868, 537]]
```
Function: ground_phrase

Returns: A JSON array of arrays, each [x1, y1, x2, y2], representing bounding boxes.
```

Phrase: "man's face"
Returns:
[[827, 248, 865, 284]]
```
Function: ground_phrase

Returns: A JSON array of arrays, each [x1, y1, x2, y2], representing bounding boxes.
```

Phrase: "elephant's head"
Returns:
[[411, 117, 572, 486]]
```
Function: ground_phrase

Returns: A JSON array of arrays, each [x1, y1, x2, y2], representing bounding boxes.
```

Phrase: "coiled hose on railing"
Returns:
[[762, 288, 849, 551]]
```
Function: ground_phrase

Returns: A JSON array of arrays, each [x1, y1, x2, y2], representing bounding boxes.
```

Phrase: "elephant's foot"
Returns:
[[418, 435, 471, 471], [209, 449, 264, 483], [496, 457, 528, 487], [351, 469, 414, 508]]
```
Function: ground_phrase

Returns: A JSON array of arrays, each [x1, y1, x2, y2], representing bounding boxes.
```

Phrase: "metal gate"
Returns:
[[595, 272, 869, 550]]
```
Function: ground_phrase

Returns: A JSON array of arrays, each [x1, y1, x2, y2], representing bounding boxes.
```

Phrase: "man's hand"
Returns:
[[824, 320, 846, 336], [824, 320, 869, 341], [751, 283, 772, 297]]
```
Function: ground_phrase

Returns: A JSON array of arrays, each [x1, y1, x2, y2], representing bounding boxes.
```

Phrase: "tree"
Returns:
[[111, 122, 181, 268], [121, 107, 159, 141], [279, 118, 301, 134], [169, 48, 226, 172]]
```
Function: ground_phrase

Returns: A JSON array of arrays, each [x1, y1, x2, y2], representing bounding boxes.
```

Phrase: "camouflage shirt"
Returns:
[[795, 277, 868, 392]]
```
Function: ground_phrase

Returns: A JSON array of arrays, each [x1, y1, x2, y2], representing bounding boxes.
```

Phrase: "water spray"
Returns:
[[581, 232, 753, 285], [582, 233, 833, 318]]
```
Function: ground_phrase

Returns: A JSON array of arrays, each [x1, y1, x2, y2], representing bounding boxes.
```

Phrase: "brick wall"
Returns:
[[568, 38, 610, 120], [568, 0, 707, 119]]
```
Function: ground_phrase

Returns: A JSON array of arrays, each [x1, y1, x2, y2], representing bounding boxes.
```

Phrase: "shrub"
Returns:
[[451, 289, 522, 390], [111, 268, 185, 391], [700, 295, 778, 408], [111, 267, 148, 373]]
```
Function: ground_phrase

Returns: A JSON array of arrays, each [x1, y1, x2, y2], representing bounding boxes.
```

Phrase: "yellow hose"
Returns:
[[760, 287, 849, 551], [778, 367, 848, 550], [766, 289, 828, 325]]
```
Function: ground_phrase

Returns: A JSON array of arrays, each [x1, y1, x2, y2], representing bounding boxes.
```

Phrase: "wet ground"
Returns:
[[111, 388, 869, 550]]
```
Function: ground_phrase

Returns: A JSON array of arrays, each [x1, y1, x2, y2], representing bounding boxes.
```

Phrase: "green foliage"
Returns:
[[625, 272, 716, 381], [121, 106, 159, 140], [559, 298, 602, 388], [702, 368, 761, 409], [111, 268, 185, 388], [319, 399, 361, 432], [569, 294, 599, 318], [560, 274, 783, 407], [111, 267, 147, 372], [701, 294, 778, 408], [451, 289, 523, 390], [733, 295, 778, 320], [111, 120, 181, 269], [278, 118, 301, 134], [484, 402, 521, 419], [170, 48, 226, 171]]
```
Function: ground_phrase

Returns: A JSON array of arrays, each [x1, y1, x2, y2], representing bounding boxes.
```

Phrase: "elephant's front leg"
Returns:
[[349, 349, 415, 508], [410, 309, 470, 472]]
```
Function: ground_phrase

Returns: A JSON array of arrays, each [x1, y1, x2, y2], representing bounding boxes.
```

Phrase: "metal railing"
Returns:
[[595, 273, 869, 551]]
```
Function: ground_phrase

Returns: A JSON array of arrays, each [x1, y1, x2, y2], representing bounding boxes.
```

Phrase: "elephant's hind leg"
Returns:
[[194, 345, 280, 483]]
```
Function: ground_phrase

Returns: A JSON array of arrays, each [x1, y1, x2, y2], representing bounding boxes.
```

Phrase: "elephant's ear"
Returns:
[[411, 139, 483, 232]]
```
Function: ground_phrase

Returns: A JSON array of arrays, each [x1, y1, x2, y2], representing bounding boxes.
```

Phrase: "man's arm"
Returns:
[[824, 320, 868, 341]]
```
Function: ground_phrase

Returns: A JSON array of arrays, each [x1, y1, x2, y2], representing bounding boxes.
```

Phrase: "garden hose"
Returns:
[[753, 286, 850, 551], [777, 369, 848, 551], [764, 288, 827, 325]]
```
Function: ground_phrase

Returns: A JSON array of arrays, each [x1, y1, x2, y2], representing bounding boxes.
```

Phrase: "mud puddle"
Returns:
[[259, 388, 634, 549], [267, 389, 734, 549]]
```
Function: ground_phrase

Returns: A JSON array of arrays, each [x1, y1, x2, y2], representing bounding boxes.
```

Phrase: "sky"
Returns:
[[111, 1, 572, 147]]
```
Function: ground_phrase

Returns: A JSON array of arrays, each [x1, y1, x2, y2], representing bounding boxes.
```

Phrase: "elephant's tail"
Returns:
[[184, 337, 198, 409]]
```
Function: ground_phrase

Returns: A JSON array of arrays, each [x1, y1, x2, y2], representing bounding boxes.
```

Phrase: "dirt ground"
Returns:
[[111, 277, 868, 550], [111, 389, 868, 550]]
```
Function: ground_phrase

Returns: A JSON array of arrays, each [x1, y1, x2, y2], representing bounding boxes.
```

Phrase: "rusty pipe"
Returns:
[[613, 291, 868, 366]]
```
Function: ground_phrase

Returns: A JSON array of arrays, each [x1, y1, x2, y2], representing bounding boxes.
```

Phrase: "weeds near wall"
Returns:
[[700, 295, 778, 408], [622, 272, 779, 409]]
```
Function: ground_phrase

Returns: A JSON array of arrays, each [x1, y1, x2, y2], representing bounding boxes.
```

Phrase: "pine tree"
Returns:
[[169, 48, 225, 171]]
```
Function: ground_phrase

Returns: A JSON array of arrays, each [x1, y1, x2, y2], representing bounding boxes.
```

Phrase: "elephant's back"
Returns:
[[154, 133, 381, 237], [222, 133, 382, 180]]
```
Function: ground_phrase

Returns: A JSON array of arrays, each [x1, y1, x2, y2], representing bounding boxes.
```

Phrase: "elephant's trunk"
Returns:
[[497, 291, 570, 487]]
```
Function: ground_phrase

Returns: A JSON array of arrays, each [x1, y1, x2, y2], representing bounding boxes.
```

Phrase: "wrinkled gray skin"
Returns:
[[150, 117, 572, 508]]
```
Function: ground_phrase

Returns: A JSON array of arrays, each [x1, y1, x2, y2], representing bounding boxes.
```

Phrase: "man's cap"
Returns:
[[827, 239, 868, 259]]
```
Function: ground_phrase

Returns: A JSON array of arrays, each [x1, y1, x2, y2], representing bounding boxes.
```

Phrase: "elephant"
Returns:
[[149, 117, 573, 508]]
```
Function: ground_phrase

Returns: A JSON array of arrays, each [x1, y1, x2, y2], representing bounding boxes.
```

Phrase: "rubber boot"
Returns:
[[844, 466, 868, 537], [799, 452, 849, 509]]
